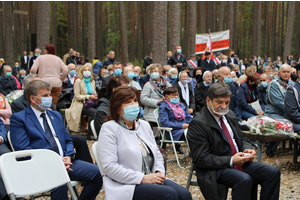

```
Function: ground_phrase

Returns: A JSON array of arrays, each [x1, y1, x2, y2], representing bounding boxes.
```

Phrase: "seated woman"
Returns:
[[98, 86, 192, 200], [65, 64, 98, 140], [236, 73, 265, 120], [166, 68, 178, 86], [93, 75, 129, 135], [194, 71, 213, 112], [191, 67, 204, 95], [159, 87, 192, 154]]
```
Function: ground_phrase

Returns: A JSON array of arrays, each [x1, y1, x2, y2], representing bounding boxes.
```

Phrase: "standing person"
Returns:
[[66, 50, 77, 66], [103, 50, 117, 66], [143, 53, 153, 71], [200, 52, 216, 72], [98, 86, 192, 200], [65, 64, 98, 140], [63, 48, 73, 64], [187, 82, 280, 200], [28, 48, 41, 72], [187, 54, 198, 76], [31, 43, 68, 107], [92, 56, 103, 75], [20, 51, 29, 72], [214, 52, 222, 65], [167, 45, 187, 72], [167, 51, 172, 62]]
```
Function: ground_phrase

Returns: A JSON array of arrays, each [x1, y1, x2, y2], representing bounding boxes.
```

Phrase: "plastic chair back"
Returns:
[[6, 131, 14, 151], [92, 142, 105, 176], [90, 120, 98, 140], [0, 149, 77, 199]]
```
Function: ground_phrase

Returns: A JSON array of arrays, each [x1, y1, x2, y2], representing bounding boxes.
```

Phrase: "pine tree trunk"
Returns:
[[96, 2, 103, 59], [36, 2, 50, 54], [228, 1, 234, 50], [169, 1, 180, 52], [152, 1, 167, 64], [280, 2, 285, 58], [207, 2, 213, 32], [264, 2, 269, 56], [13, 2, 19, 58], [0, 2, 3, 56], [295, 2, 300, 56], [256, 1, 262, 56], [283, 1, 295, 60], [67, 2, 73, 49], [3, 1, 13, 66], [252, 2, 258, 56], [118, 1, 128, 65], [196, 2, 201, 33], [51, 2, 57, 48], [219, 2, 225, 31], [87, 1, 95, 61], [188, 1, 196, 56], [200, 2, 206, 33], [271, 2, 277, 60], [73, 1, 78, 50], [137, 2, 143, 60], [212, 2, 217, 32]]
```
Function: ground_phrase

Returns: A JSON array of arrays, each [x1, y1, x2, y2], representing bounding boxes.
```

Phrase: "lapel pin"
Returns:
[[51, 116, 54, 120]]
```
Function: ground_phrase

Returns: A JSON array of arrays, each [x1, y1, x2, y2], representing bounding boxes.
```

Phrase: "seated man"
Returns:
[[187, 82, 280, 200], [0, 65, 18, 96], [10, 80, 102, 200], [11, 74, 93, 164], [158, 87, 192, 154]]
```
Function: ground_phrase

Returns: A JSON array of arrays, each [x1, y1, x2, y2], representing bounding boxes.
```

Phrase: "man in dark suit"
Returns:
[[66, 50, 77, 66], [20, 51, 29, 72], [102, 62, 122, 87], [0, 66, 18, 96], [10, 80, 102, 200], [173, 71, 195, 114], [187, 82, 280, 200], [227, 50, 238, 69], [28, 48, 41, 72], [200, 52, 216, 72], [167, 45, 187, 72], [139, 65, 151, 89], [143, 53, 152, 71]]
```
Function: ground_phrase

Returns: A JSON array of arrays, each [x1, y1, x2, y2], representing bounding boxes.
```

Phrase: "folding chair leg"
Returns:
[[73, 185, 80, 198], [186, 163, 194, 189], [171, 141, 185, 169], [67, 182, 78, 200], [8, 193, 16, 200]]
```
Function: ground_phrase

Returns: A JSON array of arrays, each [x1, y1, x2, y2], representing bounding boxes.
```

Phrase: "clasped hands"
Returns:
[[62, 156, 73, 172], [141, 172, 165, 185], [232, 149, 256, 166]]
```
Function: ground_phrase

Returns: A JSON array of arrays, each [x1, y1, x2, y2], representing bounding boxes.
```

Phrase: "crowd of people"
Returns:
[[0, 42, 298, 199]]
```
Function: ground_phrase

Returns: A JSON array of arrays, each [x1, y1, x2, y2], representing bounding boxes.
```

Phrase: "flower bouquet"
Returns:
[[242, 116, 298, 138]]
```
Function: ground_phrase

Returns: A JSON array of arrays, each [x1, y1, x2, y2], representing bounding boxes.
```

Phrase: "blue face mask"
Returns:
[[69, 70, 76, 76], [170, 98, 179, 104], [203, 81, 212, 87], [35, 54, 40, 57], [151, 72, 160, 80], [6, 72, 11, 77], [35, 96, 52, 110], [177, 49, 182, 54], [114, 69, 122, 76], [223, 77, 232, 84], [110, 71, 114, 75], [127, 72, 135, 79], [15, 65, 19, 68], [122, 104, 140, 121], [106, 70, 109, 74], [21, 75, 25, 79], [171, 75, 177, 80], [260, 81, 268, 88], [134, 73, 139, 78], [148, 71, 151, 76]]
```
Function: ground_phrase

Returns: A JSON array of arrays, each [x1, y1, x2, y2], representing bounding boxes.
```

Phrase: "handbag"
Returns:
[[83, 94, 98, 108], [248, 100, 262, 112]]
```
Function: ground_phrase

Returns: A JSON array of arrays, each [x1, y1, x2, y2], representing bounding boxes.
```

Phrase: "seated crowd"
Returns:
[[1, 44, 299, 200]]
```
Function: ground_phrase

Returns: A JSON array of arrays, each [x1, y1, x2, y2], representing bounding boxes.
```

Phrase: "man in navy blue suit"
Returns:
[[10, 80, 102, 200]]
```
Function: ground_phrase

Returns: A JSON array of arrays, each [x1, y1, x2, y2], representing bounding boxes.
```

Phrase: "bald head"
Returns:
[[68, 63, 76, 72], [218, 67, 231, 83]]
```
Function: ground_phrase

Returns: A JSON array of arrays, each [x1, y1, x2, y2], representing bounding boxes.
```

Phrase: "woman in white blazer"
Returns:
[[97, 86, 192, 200]]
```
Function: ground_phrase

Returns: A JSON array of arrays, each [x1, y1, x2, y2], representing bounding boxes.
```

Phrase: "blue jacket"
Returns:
[[0, 119, 7, 144], [103, 59, 117, 67], [284, 82, 300, 134], [158, 101, 192, 141], [236, 82, 265, 115], [140, 74, 150, 89], [167, 77, 177, 86], [10, 106, 75, 156], [93, 61, 103, 75]]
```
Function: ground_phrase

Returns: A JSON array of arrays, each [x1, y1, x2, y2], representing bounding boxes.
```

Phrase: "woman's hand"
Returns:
[[89, 95, 98, 100], [256, 111, 264, 115], [157, 98, 164, 103], [188, 109, 193, 114], [182, 124, 189, 129], [141, 173, 165, 185]]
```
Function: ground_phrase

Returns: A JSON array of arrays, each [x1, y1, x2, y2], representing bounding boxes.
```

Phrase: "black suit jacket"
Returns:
[[101, 74, 113, 88], [21, 56, 29, 71], [167, 53, 187, 72], [173, 82, 195, 111], [139, 74, 150, 89], [187, 106, 252, 200], [200, 59, 216, 72]]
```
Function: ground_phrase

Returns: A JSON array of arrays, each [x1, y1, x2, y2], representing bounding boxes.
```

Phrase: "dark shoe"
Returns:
[[175, 145, 184, 154], [265, 148, 274, 157]]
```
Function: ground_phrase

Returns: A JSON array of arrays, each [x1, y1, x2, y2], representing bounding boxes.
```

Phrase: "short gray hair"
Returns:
[[3, 65, 11, 72], [150, 63, 163, 73], [262, 65, 272, 73], [168, 68, 178, 75], [19, 69, 26, 75], [23, 74, 40, 87], [25, 80, 51, 103], [207, 82, 232, 101], [279, 64, 291, 72]]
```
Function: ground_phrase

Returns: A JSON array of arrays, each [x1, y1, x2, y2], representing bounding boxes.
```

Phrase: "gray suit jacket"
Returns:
[[97, 119, 165, 200]]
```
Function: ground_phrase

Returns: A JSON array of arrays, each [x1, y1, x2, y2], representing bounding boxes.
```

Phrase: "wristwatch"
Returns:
[[68, 153, 75, 162]]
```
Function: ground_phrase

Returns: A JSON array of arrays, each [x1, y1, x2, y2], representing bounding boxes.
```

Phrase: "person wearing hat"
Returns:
[[227, 50, 238, 68], [214, 52, 222, 65], [187, 54, 197, 76], [200, 52, 216, 72], [167, 45, 187, 72]]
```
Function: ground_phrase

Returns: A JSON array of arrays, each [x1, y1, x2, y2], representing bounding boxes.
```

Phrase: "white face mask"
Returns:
[[210, 101, 229, 116], [83, 71, 91, 78]]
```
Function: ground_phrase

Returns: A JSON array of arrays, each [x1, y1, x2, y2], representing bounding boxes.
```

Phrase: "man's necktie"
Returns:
[[40, 113, 59, 154], [220, 117, 243, 171]]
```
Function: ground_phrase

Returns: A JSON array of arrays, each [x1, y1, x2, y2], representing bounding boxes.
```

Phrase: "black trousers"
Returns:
[[70, 135, 93, 164], [133, 179, 192, 200], [217, 161, 280, 200], [82, 106, 97, 136]]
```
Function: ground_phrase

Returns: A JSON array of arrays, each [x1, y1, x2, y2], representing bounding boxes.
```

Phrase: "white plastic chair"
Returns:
[[153, 108, 189, 169], [0, 149, 78, 200], [90, 120, 98, 140], [91, 142, 105, 177], [6, 131, 14, 151]]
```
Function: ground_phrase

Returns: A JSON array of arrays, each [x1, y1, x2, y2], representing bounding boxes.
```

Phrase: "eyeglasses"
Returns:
[[170, 94, 179, 97]]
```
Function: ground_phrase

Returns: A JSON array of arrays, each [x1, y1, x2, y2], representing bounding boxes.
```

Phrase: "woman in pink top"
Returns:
[[31, 43, 68, 107]]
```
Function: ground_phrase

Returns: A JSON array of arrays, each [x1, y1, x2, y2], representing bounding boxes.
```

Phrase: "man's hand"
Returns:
[[176, 63, 181, 67], [188, 109, 193, 114], [232, 152, 253, 166], [256, 111, 264, 116], [141, 173, 165, 185], [62, 156, 73, 172], [243, 149, 256, 162]]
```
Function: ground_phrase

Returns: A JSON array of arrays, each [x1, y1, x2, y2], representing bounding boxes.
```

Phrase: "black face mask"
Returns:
[[72, 56, 76, 59], [196, 74, 202, 82], [231, 54, 235, 58], [291, 73, 298, 82], [252, 83, 258, 89]]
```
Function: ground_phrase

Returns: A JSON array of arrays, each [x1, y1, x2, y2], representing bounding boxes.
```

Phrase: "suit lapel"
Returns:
[[46, 111, 63, 144]]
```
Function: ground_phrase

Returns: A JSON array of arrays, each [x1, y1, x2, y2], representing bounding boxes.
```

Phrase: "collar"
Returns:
[[30, 105, 46, 118], [207, 105, 222, 124]]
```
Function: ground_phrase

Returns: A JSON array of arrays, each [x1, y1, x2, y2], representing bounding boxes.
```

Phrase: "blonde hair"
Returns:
[[77, 64, 94, 81]]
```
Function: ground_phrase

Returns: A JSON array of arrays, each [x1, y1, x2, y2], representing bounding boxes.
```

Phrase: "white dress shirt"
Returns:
[[31, 106, 64, 157], [68, 74, 76, 85], [24, 56, 27, 63]]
